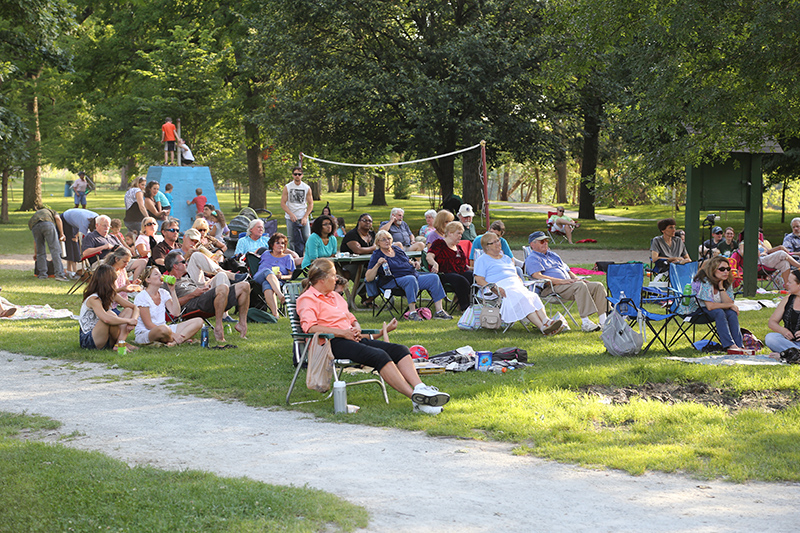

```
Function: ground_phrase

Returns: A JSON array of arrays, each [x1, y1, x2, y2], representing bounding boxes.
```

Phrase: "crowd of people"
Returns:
[[30, 158, 800, 411]]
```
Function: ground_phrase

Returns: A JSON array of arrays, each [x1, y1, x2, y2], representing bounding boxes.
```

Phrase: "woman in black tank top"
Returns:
[[766, 269, 800, 352]]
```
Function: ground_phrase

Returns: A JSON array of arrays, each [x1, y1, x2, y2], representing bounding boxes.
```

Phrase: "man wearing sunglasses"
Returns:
[[280, 166, 313, 256], [152, 218, 182, 266]]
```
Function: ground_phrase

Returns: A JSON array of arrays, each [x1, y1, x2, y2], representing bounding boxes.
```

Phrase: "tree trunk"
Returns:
[[358, 181, 366, 196], [578, 92, 601, 220], [244, 120, 266, 210], [781, 178, 787, 224], [371, 170, 387, 206], [430, 140, 455, 202], [21, 72, 43, 211], [462, 148, 482, 214], [119, 157, 136, 190], [499, 165, 509, 201], [327, 173, 335, 193], [555, 160, 568, 204], [1, 169, 9, 223], [309, 180, 321, 201], [535, 166, 542, 203]]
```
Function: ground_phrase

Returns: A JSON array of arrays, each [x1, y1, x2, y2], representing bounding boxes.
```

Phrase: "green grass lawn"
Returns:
[[0, 413, 368, 532], [3, 172, 800, 484]]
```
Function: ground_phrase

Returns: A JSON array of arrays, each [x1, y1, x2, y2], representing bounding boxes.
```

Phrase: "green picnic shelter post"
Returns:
[[685, 142, 782, 296]]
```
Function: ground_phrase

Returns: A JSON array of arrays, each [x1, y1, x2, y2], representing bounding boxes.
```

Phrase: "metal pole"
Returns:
[[176, 119, 182, 166], [480, 140, 490, 226]]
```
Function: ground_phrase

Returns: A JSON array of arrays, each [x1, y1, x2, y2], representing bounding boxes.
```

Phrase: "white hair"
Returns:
[[247, 218, 264, 232], [96, 215, 111, 226], [792, 218, 800, 226], [391, 207, 404, 217], [424, 209, 437, 218]]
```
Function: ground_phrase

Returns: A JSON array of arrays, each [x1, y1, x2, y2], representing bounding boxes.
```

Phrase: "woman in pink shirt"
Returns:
[[296, 258, 451, 415]]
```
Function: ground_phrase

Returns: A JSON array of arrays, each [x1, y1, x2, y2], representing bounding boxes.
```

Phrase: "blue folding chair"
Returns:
[[663, 262, 719, 349], [606, 263, 677, 355]]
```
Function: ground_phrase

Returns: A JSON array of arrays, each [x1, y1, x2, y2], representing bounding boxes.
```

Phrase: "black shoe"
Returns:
[[780, 347, 800, 364]]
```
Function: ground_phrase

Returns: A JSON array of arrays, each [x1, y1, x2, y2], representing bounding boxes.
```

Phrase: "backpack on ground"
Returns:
[[601, 306, 644, 356]]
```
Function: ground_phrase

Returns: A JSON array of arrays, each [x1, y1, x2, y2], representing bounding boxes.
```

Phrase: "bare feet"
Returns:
[[386, 317, 398, 333], [235, 321, 248, 339], [125, 343, 139, 351], [214, 328, 225, 343]]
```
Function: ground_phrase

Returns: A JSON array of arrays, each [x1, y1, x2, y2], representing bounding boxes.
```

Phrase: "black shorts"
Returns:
[[329, 338, 410, 372], [182, 284, 238, 315], [165, 140, 176, 152], [60, 214, 81, 262]]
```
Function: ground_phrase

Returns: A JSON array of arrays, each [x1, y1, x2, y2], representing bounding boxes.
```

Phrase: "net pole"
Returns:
[[480, 140, 490, 226]]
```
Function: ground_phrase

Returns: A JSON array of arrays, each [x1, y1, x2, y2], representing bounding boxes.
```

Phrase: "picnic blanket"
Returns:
[[571, 267, 604, 276], [666, 354, 784, 366], [0, 296, 73, 320]]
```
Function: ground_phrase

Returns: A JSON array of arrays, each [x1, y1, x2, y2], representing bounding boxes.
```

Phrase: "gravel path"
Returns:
[[2, 351, 799, 532]]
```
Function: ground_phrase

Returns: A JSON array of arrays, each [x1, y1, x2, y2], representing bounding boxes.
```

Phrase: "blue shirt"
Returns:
[[783, 233, 800, 253], [164, 192, 174, 206], [471, 234, 513, 260], [524, 249, 571, 279], [474, 253, 517, 284], [155, 191, 170, 208], [235, 235, 270, 255], [257, 252, 295, 277], [381, 220, 415, 247], [368, 247, 417, 281], [302, 233, 338, 268]]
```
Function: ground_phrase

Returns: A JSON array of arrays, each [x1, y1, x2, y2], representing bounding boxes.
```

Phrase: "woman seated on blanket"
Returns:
[[474, 232, 563, 335], [693, 256, 744, 352], [134, 266, 203, 346], [79, 264, 139, 350], [765, 269, 800, 353], [103, 247, 143, 307], [253, 232, 295, 318], [365, 230, 453, 321], [426, 221, 474, 312], [296, 258, 449, 415]]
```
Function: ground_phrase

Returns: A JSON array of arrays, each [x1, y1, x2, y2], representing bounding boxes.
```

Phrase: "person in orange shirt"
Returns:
[[296, 258, 451, 414], [161, 117, 178, 165]]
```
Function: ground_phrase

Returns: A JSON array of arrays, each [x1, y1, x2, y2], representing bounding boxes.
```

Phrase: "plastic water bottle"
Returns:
[[683, 283, 692, 306], [382, 262, 392, 277], [333, 381, 347, 413], [618, 291, 628, 315], [200, 325, 209, 347]]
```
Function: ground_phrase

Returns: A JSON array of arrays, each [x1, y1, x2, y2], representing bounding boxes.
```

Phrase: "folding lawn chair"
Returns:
[[521, 245, 580, 328], [606, 262, 677, 355], [285, 282, 389, 405], [545, 211, 570, 244], [661, 262, 719, 349]]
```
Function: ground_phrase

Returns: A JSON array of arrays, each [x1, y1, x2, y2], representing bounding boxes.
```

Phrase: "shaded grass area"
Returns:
[[0, 412, 368, 532], [2, 266, 799, 482]]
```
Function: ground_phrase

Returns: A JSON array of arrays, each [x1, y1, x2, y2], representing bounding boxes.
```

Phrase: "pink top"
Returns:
[[296, 285, 356, 333]]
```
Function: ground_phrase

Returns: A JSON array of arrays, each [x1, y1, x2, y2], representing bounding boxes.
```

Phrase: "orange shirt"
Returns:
[[296, 285, 356, 333], [162, 122, 177, 142]]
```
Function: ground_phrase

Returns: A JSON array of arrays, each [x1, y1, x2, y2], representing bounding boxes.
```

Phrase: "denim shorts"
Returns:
[[79, 330, 114, 350]]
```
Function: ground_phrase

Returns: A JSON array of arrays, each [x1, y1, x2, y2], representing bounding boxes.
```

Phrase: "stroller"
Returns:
[[224, 207, 278, 258]]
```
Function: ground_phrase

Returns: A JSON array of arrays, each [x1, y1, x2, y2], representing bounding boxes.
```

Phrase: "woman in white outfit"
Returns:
[[473, 232, 563, 334]]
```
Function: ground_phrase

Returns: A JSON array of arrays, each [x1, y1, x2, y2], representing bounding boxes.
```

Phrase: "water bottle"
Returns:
[[161, 274, 176, 285], [618, 291, 628, 315], [382, 261, 391, 277], [683, 283, 692, 306], [333, 380, 347, 413], [200, 324, 209, 347]]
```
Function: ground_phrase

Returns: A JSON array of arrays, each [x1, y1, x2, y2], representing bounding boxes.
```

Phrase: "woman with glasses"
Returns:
[[474, 232, 563, 335], [253, 232, 295, 318], [694, 256, 744, 352], [134, 217, 163, 264], [548, 207, 580, 244], [192, 217, 227, 254]]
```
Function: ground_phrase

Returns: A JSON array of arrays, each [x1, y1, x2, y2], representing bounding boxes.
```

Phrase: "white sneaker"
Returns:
[[554, 312, 571, 331], [411, 383, 450, 407], [413, 402, 443, 415], [581, 320, 601, 332]]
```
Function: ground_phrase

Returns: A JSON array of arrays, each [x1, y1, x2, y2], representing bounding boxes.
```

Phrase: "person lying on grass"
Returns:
[[297, 258, 449, 415], [79, 264, 139, 350], [134, 266, 203, 346]]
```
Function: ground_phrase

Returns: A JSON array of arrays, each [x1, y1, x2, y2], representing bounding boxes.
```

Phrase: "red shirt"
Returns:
[[162, 122, 177, 142], [189, 195, 207, 214], [429, 239, 468, 274]]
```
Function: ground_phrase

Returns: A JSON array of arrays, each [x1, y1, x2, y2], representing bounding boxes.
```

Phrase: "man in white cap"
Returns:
[[524, 231, 606, 332], [458, 204, 477, 241]]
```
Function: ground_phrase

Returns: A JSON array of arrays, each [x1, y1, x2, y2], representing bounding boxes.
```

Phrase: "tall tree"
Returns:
[[253, 0, 556, 210]]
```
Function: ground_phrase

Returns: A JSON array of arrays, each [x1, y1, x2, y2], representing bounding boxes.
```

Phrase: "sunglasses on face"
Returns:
[[144, 222, 156, 226], [175, 260, 186, 264], [717, 267, 731, 271], [293, 172, 303, 176], [163, 228, 179, 233]]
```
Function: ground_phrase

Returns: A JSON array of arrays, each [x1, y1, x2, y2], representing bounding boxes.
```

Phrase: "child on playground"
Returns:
[[187, 188, 207, 219], [161, 118, 178, 165]]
